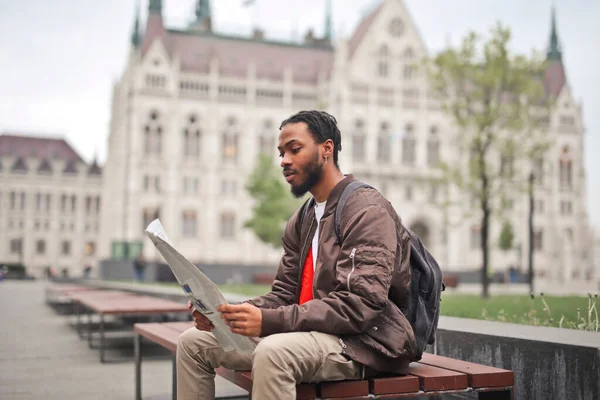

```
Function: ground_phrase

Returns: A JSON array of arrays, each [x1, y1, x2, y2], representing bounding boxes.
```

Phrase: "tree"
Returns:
[[244, 154, 304, 247], [522, 111, 553, 295], [498, 220, 514, 252], [427, 23, 547, 298], [503, 68, 553, 294]]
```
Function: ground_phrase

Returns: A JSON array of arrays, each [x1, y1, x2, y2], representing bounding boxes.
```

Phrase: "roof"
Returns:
[[166, 31, 334, 84], [544, 61, 566, 97], [142, 13, 167, 54], [348, 3, 384, 59], [138, 2, 568, 96], [0, 134, 84, 163]]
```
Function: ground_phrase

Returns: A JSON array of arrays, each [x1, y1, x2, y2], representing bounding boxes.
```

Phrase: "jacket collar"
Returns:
[[322, 174, 355, 218]]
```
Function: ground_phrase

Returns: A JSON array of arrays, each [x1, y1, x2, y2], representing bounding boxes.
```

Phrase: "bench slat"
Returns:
[[215, 368, 253, 393], [134, 322, 181, 353], [370, 374, 420, 395], [164, 321, 194, 334], [320, 379, 369, 398], [79, 296, 188, 314], [47, 284, 96, 295], [70, 290, 134, 302], [214, 369, 318, 400], [419, 353, 514, 388], [409, 363, 468, 391]]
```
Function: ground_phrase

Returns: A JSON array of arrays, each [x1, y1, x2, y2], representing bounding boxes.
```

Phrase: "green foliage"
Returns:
[[218, 283, 271, 297], [244, 154, 304, 248], [498, 220, 514, 251], [426, 23, 549, 297]]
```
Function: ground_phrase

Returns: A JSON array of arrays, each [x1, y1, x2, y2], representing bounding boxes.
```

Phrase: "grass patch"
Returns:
[[441, 293, 598, 330], [218, 283, 271, 297]]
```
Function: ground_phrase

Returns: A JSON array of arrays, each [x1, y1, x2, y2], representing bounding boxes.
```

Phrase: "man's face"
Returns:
[[278, 122, 324, 198]]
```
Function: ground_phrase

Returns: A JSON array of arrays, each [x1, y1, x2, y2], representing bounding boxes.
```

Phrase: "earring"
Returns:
[[325, 156, 328, 164]]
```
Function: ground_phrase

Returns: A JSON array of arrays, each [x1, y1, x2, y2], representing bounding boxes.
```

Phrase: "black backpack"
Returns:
[[296, 180, 444, 361]]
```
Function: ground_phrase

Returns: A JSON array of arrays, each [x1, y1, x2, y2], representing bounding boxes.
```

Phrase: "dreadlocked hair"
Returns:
[[279, 110, 343, 169]]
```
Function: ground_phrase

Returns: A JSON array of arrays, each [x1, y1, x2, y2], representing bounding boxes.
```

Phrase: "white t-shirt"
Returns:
[[312, 200, 326, 270]]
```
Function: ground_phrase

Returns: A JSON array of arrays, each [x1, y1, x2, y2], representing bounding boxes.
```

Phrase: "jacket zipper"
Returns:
[[296, 217, 315, 303], [347, 248, 357, 292], [312, 221, 324, 299]]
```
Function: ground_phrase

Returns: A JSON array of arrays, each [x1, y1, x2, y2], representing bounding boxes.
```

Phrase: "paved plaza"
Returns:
[[0, 280, 247, 400]]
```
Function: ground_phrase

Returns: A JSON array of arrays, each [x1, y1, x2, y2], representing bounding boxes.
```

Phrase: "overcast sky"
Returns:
[[1, 0, 598, 226]]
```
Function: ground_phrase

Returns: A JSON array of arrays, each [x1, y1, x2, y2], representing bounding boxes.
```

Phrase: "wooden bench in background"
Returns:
[[68, 289, 139, 339], [71, 293, 189, 363], [44, 283, 98, 312], [442, 273, 459, 289], [134, 322, 513, 400], [253, 273, 276, 285]]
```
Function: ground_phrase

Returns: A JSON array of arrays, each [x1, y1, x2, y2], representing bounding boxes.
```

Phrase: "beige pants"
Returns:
[[176, 328, 363, 400]]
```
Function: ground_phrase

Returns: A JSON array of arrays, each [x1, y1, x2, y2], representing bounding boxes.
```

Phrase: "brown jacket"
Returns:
[[247, 175, 417, 374]]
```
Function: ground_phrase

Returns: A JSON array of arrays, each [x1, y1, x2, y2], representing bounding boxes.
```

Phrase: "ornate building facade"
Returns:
[[0, 134, 102, 277], [3, 0, 591, 281]]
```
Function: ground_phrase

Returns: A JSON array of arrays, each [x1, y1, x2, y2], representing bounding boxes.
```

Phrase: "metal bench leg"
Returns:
[[99, 313, 105, 363], [172, 354, 177, 400], [135, 334, 142, 400], [479, 389, 512, 400], [76, 302, 82, 338], [87, 309, 94, 348]]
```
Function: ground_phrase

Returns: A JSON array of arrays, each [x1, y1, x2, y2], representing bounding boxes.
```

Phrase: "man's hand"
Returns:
[[188, 301, 215, 331], [217, 303, 262, 337]]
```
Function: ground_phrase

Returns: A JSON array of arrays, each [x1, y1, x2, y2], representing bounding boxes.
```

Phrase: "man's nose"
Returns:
[[280, 153, 292, 168]]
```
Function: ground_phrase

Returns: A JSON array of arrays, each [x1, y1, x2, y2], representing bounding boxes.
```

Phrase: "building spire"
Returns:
[[149, 0, 162, 14], [547, 6, 562, 61], [324, 0, 333, 41], [190, 0, 212, 32], [130, 0, 141, 48]]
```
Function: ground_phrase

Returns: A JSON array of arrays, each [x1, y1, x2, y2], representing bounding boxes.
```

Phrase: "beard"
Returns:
[[290, 151, 324, 198]]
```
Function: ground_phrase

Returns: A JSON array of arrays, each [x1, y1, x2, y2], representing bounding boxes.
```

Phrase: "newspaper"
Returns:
[[145, 219, 256, 354]]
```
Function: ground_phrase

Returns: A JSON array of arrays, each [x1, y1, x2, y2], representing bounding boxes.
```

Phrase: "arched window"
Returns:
[[559, 145, 572, 187], [144, 110, 163, 156], [402, 123, 416, 165], [258, 119, 275, 156], [352, 119, 366, 162], [377, 122, 391, 163], [378, 45, 389, 77], [220, 212, 236, 239], [403, 47, 416, 80], [427, 126, 440, 167], [411, 221, 430, 248], [183, 114, 202, 159], [222, 116, 239, 163]]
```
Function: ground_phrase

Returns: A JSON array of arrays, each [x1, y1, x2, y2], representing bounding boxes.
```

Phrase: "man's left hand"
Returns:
[[217, 303, 262, 337]]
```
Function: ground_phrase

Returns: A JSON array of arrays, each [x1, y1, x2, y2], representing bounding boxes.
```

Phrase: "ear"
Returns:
[[322, 139, 334, 160]]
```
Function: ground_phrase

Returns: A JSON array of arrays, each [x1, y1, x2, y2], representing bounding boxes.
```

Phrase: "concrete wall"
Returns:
[[435, 316, 600, 400]]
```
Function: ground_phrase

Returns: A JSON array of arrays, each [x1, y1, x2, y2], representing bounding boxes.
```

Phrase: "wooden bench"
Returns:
[[73, 294, 189, 363], [44, 283, 98, 311], [442, 274, 459, 289], [68, 289, 139, 339], [134, 322, 513, 400]]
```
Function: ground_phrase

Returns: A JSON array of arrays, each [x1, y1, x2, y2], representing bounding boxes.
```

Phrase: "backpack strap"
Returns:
[[295, 197, 314, 237], [334, 181, 374, 242]]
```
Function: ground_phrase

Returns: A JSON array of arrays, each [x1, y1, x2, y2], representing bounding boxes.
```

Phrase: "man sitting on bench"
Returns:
[[177, 111, 417, 400]]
